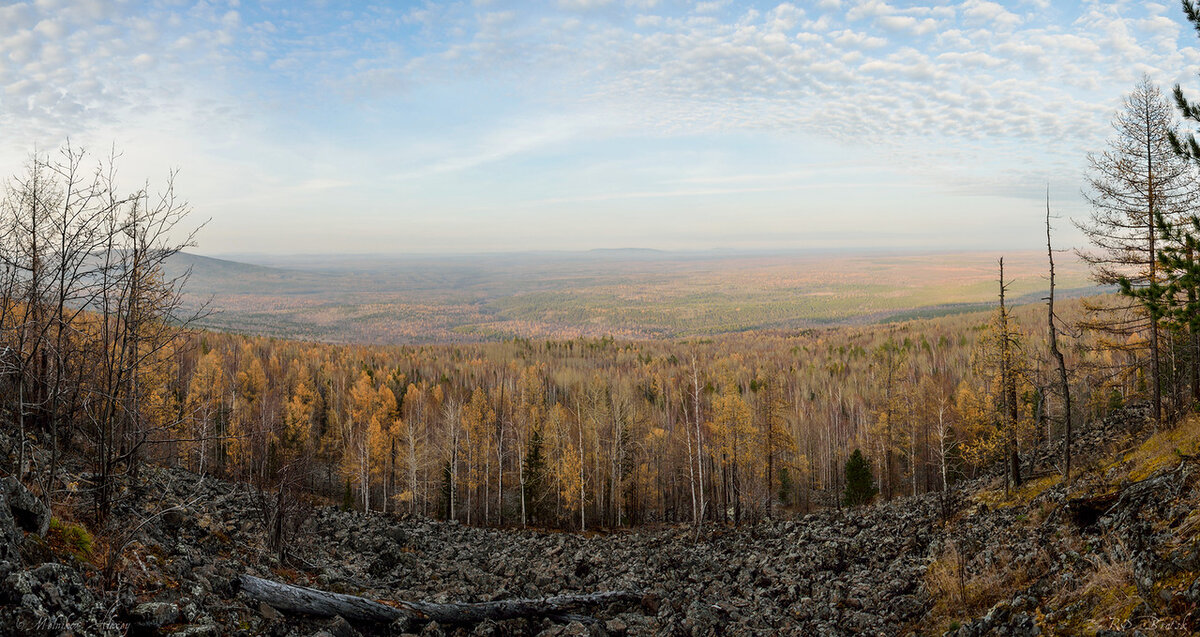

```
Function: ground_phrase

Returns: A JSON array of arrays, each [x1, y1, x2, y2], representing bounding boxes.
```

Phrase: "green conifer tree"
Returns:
[[523, 428, 547, 525], [844, 449, 878, 506]]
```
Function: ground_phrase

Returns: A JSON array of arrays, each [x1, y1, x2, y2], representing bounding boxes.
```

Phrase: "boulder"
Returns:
[[2, 476, 50, 537], [323, 615, 361, 637], [0, 488, 20, 564], [129, 601, 181, 627]]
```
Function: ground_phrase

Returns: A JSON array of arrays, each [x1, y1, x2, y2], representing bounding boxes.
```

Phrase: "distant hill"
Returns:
[[164, 252, 341, 296], [167, 249, 1099, 344], [586, 248, 670, 257]]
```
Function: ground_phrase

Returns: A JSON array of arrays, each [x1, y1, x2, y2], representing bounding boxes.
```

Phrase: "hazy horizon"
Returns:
[[196, 243, 1075, 261]]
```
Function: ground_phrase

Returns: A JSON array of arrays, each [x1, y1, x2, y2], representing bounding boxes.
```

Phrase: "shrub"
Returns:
[[47, 517, 93, 560]]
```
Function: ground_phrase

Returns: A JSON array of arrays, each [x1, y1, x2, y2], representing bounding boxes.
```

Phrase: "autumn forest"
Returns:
[[8, 79, 1200, 539], [169, 295, 1139, 531]]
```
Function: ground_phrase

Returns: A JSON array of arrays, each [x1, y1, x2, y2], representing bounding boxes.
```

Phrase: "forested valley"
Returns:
[[7, 5, 1200, 637], [0, 147, 1159, 538], [3, 119, 1200, 634]]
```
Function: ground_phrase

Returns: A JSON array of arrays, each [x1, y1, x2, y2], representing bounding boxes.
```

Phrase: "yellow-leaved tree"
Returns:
[[283, 373, 317, 462], [553, 402, 585, 528], [400, 383, 427, 513], [755, 372, 795, 516], [709, 360, 756, 523], [969, 289, 1037, 491], [460, 387, 494, 524], [368, 384, 398, 511], [342, 371, 396, 511], [185, 349, 228, 475], [230, 345, 268, 481]]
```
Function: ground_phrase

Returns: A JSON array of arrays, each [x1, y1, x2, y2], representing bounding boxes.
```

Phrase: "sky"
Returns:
[[2, 0, 1200, 255]]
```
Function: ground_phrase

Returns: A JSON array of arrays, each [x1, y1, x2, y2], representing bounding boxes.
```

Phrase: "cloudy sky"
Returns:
[[2, 0, 1199, 255]]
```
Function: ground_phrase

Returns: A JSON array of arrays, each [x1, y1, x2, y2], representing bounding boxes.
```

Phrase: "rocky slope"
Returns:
[[0, 403, 1197, 636], [932, 406, 1200, 636]]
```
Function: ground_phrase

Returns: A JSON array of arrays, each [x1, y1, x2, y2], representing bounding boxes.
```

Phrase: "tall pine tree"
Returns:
[[1077, 76, 1199, 424]]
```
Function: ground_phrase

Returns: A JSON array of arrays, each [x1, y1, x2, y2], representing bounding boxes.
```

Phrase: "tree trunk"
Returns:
[[1144, 102, 1163, 426], [1047, 191, 1072, 482], [999, 257, 1022, 490], [239, 574, 641, 625]]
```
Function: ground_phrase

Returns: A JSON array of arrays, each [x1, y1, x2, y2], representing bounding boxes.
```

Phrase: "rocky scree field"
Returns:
[[0, 403, 1198, 636]]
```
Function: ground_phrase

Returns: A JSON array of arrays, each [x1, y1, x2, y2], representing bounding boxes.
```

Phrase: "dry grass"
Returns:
[[1175, 508, 1200, 544], [1049, 545, 1140, 635], [1081, 554, 1138, 616], [924, 415, 1198, 635], [1111, 415, 1200, 481], [974, 473, 1063, 509], [924, 542, 1036, 633], [925, 542, 965, 619]]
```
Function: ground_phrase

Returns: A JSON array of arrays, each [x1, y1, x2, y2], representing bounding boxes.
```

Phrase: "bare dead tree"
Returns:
[[1046, 188, 1073, 481], [0, 145, 138, 510], [0, 143, 207, 519], [89, 162, 207, 519], [998, 258, 1022, 490]]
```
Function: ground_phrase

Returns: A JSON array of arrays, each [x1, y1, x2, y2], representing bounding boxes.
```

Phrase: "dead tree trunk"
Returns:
[[239, 574, 642, 625], [1046, 189, 1073, 482]]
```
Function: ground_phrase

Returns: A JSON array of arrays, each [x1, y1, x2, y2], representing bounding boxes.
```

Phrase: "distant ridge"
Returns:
[[586, 247, 668, 254], [163, 252, 341, 297], [167, 252, 307, 275]]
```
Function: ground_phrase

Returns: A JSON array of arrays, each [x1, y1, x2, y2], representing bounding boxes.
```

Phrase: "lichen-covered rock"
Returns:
[[2, 476, 50, 537], [129, 601, 181, 627], [945, 600, 1042, 637], [0, 561, 119, 635], [0, 490, 20, 564]]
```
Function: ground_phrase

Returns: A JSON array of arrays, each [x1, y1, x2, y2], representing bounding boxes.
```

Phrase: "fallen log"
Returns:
[[239, 574, 642, 625]]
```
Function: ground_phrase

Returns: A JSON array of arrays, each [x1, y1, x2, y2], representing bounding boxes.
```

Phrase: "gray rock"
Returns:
[[324, 615, 361, 637], [1189, 575, 1200, 604], [162, 507, 188, 530], [130, 601, 180, 627], [2, 476, 49, 537], [171, 625, 221, 637], [0, 491, 21, 563], [258, 601, 279, 620]]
